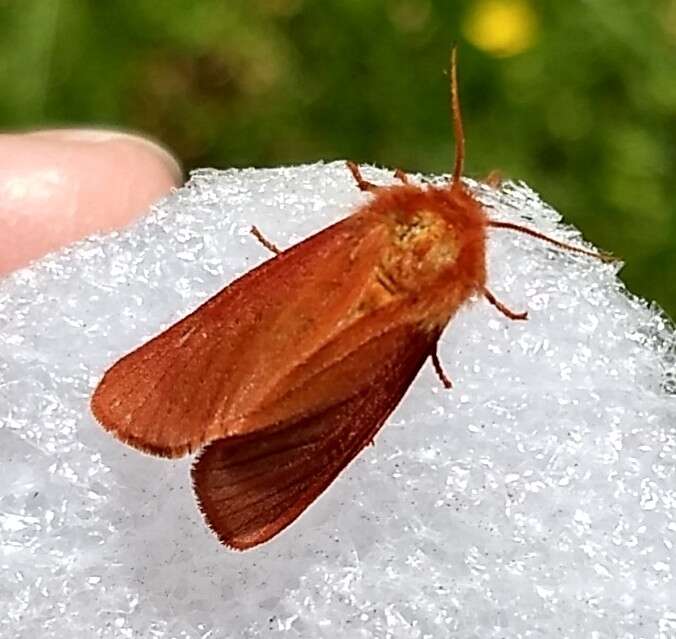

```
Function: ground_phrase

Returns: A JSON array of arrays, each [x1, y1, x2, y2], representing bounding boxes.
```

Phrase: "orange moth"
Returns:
[[91, 51, 608, 550]]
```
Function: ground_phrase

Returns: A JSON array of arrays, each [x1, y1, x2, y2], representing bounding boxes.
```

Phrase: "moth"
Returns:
[[91, 51, 607, 549]]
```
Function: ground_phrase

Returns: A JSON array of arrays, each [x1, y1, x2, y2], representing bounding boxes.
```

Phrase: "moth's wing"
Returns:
[[191, 322, 440, 550], [91, 213, 387, 457]]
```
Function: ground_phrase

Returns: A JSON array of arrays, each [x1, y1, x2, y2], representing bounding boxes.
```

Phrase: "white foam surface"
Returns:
[[1, 162, 675, 638]]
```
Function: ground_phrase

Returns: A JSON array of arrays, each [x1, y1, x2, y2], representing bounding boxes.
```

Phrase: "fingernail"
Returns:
[[30, 128, 183, 186]]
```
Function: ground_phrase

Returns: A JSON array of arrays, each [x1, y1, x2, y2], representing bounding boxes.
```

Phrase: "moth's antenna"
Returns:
[[488, 220, 616, 261], [450, 46, 465, 188]]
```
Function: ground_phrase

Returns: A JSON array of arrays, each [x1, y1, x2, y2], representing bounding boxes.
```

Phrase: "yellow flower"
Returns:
[[463, 0, 538, 57]]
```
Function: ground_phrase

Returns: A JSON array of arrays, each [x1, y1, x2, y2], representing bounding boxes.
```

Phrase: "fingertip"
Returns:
[[34, 129, 184, 187], [0, 128, 184, 275]]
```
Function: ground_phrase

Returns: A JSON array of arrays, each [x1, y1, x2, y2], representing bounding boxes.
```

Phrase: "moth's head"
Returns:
[[375, 184, 488, 294], [433, 183, 488, 288]]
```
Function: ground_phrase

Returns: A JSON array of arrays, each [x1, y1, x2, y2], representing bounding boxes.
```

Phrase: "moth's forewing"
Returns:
[[90, 213, 385, 457]]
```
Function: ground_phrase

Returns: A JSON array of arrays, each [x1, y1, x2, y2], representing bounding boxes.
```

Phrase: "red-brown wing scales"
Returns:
[[192, 323, 440, 549], [91, 213, 388, 457]]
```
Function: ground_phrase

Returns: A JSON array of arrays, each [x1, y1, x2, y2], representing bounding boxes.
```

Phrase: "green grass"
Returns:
[[1, 0, 673, 319]]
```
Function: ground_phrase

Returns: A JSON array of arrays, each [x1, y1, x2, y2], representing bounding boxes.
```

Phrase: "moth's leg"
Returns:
[[431, 347, 453, 389], [483, 170, 502, 189], [250, 225, 281, 255], [394, 168, 410, 184], [346, 160, 379, 192], [483, 287, 528, 321]]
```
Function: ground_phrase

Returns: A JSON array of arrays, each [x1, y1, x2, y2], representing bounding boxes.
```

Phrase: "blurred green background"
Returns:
[[1, 0, 674, 318]]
